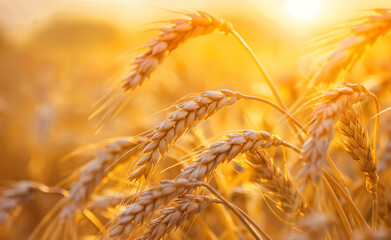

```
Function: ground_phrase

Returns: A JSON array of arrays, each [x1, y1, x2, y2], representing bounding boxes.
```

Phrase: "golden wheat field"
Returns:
[[1, 0, 391, 239]]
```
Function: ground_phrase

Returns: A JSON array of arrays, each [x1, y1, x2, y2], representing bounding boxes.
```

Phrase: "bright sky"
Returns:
[[1, 0, 391, 36]]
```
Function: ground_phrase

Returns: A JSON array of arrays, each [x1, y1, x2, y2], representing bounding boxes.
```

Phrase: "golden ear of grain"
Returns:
[[128, 90, 243, 182], [245, 149, 307, 215], [136, 195, 219, 240], [123, 11, 232, 91], [338, 107, 378, 195], [109, 130, 296, 239], [309, 9, 391, 87], [58, 137, 143, 221], [299, 83, 372, 183]]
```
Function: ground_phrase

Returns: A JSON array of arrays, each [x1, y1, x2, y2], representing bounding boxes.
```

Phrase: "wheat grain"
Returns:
[[123, 11, 232, 91], [299, 83, 372, 183]]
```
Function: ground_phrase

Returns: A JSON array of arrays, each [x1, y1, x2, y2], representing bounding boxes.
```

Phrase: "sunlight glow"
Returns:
[[284, 0, 322, 21]]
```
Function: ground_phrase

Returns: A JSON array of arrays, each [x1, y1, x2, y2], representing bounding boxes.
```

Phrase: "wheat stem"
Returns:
[[231, 29, 286, 110]]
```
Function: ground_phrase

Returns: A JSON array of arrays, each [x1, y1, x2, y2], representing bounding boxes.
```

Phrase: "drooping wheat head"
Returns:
[[338, 107, 378, 196], [299, 83, 372, 183]]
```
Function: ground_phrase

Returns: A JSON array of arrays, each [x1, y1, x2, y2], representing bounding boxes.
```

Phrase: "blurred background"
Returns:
[[1, 0, 391, 239]]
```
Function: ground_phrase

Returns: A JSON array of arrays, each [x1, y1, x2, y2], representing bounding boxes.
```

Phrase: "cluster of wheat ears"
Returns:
[[2, 9, 391, 240]]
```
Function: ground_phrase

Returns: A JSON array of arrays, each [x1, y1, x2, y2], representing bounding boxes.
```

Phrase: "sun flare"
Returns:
[[284, 0, 322, 21]]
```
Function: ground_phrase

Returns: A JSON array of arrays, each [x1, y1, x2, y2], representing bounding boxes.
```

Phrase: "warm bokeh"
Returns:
[[1, 0, 391, 239]]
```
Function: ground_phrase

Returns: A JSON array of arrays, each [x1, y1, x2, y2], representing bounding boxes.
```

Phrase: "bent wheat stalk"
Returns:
[[299, 83, 373, 183], [123, 11, 232, 91], [109, 130, 300, 239], [338, 107, 378, 228]]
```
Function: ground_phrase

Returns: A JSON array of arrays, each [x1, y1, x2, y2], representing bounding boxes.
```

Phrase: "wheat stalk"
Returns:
[[128, 90, 244, 181], [309, 9, 391, 87], [59, 137, 144, 220], [109, 130, 299, 239], [136, 195, 219, 240], [299, 83, 372, 183], [245, 149, 307, 216], [123, 11, 232, 91]]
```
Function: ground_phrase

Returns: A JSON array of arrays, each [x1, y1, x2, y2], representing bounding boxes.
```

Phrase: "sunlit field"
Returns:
[[1, 0, 391, 239]]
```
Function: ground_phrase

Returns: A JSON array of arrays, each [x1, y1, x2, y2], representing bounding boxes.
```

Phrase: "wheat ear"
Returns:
[[338, 107, 379, 228], [109, 130, 299, 239], [245, 149, 307, 215], [309, 9, 391, 87], [339, 107, 378, 195], [299, 83, 372, 183], [123, 11, 232, 91], [128, 90, 244, 181], [59, 137, 143, 220]]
